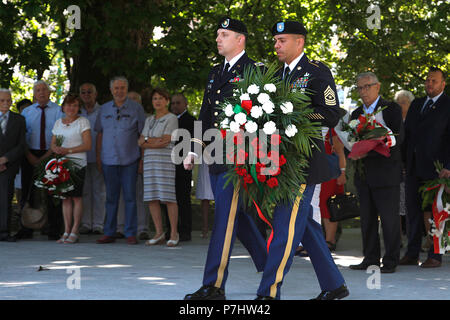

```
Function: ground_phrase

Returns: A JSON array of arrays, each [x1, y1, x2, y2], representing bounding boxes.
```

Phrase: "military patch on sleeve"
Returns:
[[324, 85, 336, 106]]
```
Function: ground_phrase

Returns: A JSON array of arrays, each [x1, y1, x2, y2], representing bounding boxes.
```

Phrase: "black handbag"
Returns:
[[327, 192, 360, 222]]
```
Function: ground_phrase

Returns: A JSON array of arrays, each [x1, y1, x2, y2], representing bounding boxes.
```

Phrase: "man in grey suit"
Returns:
[[0, 89, 26, 241]]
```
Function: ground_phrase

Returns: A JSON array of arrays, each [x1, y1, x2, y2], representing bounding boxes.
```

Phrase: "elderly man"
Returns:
[[95, 77, 146, 245], [115, 90, 149, 240], [349, 72, 404, 273], [78, 83, 105, 235], [0, 89, 26, 242], [17, 81, 64, 240], [401, 67, 450, 268]]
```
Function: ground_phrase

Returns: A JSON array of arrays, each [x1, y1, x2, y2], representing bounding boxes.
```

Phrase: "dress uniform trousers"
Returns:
[[257, 184, 345, 299], [202, 171, 267, 288]]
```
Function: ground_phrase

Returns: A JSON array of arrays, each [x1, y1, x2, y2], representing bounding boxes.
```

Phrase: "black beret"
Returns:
[[217, 17, 248, 35], [271, 21, 307, 36]]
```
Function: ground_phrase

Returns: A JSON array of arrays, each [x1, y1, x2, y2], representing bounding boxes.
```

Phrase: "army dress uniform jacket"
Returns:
[[194, 52, 259, 175], [281, 54, 342, 184]]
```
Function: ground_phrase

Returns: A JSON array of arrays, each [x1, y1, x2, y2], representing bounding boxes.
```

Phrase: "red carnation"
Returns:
[[271, 134, 281, 146], [233, 132, 244, 145], [255, 162, 266, 173], [257, 174, 267, 182], [267, 177, 279, 188], [279, 155, 286, 166], [244, 175, 254, 184], [241, 100, 253, 114], [268, 166, 281, 176], [221, 129, 227, 139]]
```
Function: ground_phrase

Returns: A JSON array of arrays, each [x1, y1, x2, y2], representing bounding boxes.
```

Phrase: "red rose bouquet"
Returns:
[[34, 135, 81, 199]]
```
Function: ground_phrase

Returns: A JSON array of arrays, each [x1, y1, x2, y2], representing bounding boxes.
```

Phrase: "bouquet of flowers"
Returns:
[[217, 63, 321, 221], [34, 135, 81, 199], [339, 107, 394, 160], [420, 162, 450, 254]]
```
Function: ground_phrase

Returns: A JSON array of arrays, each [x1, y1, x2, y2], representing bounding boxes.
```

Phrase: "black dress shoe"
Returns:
[[349, 261, 379, 270], [184, 285, 226, 300], [380, 265, 396, 273], [15, 228, 33, 239], [255, 295, 274, 300], [179, 234, 192, 242], [313, 284, 349, 300], [399, 255, 419, 266], [48, 234, 60, 241]]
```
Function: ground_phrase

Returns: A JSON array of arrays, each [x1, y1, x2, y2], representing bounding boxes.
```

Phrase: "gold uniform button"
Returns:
[[214, 112, 218, 116], [215, 100, 219, 105], [214, 123, 218, 127], [217, 90, 221, 94]]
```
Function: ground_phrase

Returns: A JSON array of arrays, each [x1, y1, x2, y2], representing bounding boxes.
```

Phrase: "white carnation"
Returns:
[[262, 101, 275, 114], [264, 83, 276, 93], [234, 112, 247, 125], [250, 106, 263, 119], [247, 84, 260, 95], [240, 93, 251, 101], [220, 118, 229, 128], [224, 104, 234, 117], [263, 121, 277, 135], [280, 101, 294, 114], [349, 119, 359, 129], [230, 121, 241, 133], [285, 124, 298, 137], [257, 92, 271, 104], [245, 121, 258, 133]]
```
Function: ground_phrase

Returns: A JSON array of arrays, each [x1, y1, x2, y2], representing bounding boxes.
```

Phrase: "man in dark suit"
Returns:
[[348, 72, 404, 273], [401, 67, 450, 268], [183, 17, 267, 300], [0, 89, 26, 242], [170, 93, 196, 241]]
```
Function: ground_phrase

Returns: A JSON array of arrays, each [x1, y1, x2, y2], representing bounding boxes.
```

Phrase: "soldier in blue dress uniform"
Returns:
[[183, 17, 267, 300], [252, 20, 349, 300]]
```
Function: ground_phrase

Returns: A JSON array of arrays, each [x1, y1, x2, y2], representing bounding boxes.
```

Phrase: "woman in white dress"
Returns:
[[51, 93, 91, 244]]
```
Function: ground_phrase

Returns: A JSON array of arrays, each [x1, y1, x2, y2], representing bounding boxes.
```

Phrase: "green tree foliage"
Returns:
[[0, 0, 448, 111]]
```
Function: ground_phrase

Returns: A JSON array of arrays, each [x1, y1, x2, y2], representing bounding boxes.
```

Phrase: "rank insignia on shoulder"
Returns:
[[308, 60, 320, 67], [254, 62, 264, 67], [324, 85, 336, 106]]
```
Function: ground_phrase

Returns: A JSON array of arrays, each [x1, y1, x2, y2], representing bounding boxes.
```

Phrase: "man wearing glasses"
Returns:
[[95, 77, 146, 245], [349, 72, 404, 273]]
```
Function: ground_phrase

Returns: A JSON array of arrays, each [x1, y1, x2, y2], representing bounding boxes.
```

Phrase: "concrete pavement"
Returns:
[[0, 228, 449, 300]]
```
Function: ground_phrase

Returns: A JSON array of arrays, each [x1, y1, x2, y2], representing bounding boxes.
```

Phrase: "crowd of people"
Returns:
[[0, 16, 448, 301], [0, 79, 209, 247]]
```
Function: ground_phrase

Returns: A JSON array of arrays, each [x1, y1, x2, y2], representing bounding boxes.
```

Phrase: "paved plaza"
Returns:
[[0, 228, 449, 300]]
